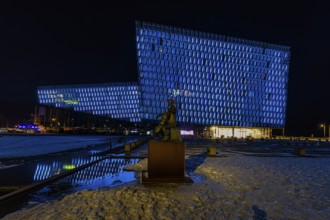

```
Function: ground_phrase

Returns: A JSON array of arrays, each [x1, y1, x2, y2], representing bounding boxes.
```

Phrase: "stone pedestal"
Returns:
[[141, 140, 193, 184]]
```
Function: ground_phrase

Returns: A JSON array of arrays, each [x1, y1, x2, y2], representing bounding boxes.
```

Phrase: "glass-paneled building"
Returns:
[[37, 83, 141, 122], [37, 21, 291, 138], [136, 21, 290, 133]]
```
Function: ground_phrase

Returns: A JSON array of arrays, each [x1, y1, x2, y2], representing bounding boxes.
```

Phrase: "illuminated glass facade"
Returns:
[[136, 21, 290, 128], [37, 83, 141, 122], [37, 22, 290, 132]]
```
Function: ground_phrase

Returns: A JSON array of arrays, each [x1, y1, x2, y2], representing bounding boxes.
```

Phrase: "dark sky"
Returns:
[[0, 1, 329, 136]]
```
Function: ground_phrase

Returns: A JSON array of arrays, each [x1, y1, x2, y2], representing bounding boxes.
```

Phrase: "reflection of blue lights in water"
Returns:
[[30, 158, 140, 203], [66, 158, 140, 185], [32, 136, 142, 182], [33, 156, 103, 181], [187, 172, 207, 182], [89, 150, 102, 155], [78, 170, 136, 190], [33, 164, 52, 181]]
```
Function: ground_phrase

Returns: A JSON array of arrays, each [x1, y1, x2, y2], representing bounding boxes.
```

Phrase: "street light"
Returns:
[[320, 124, 326, 138], [323, 124, 330, 140]]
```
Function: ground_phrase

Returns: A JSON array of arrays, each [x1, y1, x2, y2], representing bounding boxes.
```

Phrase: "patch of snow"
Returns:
[[123, 159, 148, 172]]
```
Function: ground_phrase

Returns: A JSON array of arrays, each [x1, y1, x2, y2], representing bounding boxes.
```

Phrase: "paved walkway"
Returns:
[[131, 138, 330, 158]]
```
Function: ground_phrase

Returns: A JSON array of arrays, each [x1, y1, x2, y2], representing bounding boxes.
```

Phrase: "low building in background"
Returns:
[[33, 104, 134, 134], [37, 82, 141, 123]]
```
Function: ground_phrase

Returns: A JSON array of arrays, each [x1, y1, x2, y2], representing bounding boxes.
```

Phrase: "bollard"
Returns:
[[207, 147, 217, 156]]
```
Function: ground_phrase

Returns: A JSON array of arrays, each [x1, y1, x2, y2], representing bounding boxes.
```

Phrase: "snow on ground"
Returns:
[[0, 135, 110, 159], [3, 154, 330, 220]]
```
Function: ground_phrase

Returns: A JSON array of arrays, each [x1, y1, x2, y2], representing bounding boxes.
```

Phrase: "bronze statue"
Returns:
[[155, 99, 182, 142]]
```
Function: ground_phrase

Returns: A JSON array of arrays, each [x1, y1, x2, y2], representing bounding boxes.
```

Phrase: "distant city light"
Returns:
[[180, 130, 194, 135]]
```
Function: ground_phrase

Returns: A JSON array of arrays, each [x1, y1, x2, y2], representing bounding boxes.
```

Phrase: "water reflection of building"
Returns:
[[33, 157, 139, 184], [37, 22, 290, 139]]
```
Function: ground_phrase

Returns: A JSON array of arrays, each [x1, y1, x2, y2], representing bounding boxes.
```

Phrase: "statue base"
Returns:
[[141, 140, 193, 184]]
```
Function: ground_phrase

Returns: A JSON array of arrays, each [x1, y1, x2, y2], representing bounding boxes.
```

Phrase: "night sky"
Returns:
[[0, 1, 329, 136]]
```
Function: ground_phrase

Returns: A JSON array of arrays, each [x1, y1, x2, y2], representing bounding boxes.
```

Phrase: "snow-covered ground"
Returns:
[[0, 135, 112, 159], [3, 153, 330, 219]]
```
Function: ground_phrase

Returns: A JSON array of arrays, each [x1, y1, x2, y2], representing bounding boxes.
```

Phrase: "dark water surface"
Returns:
[[0, 136, 144, 218]]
